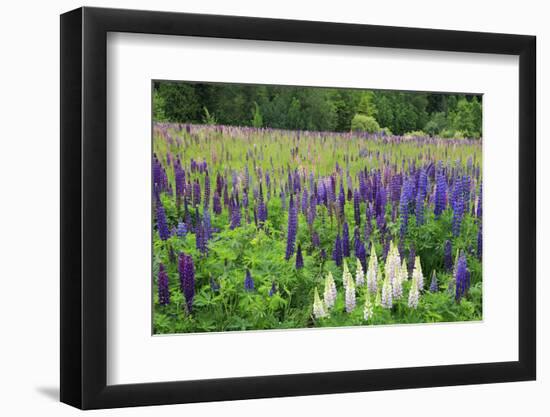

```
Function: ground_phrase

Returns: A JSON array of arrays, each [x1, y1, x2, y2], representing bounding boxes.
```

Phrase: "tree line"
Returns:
[[153, 81, 482, 138]]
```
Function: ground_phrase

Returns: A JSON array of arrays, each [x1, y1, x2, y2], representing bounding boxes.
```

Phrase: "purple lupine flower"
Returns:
[[312, 231, 320, 247], [213, 192, 222, 215], [353, 227, 361, 255], [320, 248, 327, 261], [178, 253, 195, 312], [359, 172, 368, 201], [434, 169, 447, 217], [462, 175, 471, 212], [242, 190, 249, 210], [195, 222, 206, 254], [452, 179, 464, 236], [174, 162, 185, 206], [223, 184, 229, 208], [203, 171, 210, 208], [269, 281, 277, 297], [444, 240, 453, 271], [415, 169, 427, 225], [375, 185, 387, 218], [203, 210, 212, 241], [156, 199, 170, 241], [229, 197, 241, 230], [296, 244, 304, 269], [192, 180, 201, 207], [342, 222, 350, 257], [157, 263, 170, 306], [307, 193, 317, 226], [301, 188, 308, 215], [353, 189, 361, 226], [332, 234, 343, 267], [399, 179, 411, 237], [477, 223, 482, 260], [338, 184, 346, 218], [285, 194, 298, 260], [244, 269, 255, 291], [356, 240, 367, 271], [390, 173, 402, 204], [476, 182, 483, 219], [455, 252, 469, 301], [429, 270, 438, 292]]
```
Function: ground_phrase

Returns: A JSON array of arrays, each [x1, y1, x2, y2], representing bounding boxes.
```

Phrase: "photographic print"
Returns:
[[152, 81, 483, 334]]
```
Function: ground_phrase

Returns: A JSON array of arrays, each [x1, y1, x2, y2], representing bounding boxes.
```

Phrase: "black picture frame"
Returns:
[[60, 6, 536, 410]]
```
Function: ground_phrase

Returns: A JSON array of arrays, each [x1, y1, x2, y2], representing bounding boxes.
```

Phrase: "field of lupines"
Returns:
[[152, 122, 482, 334]]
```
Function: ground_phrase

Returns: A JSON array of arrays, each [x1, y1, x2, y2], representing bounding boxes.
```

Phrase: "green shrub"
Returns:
[[351, 114, 380, 133], [404, 130, 426, 138]]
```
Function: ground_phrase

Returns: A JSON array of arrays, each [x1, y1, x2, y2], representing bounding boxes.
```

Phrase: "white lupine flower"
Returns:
[[385, 241, 402, 299], [381, 271, 393, 309], [363, 292, 373, 321], [400, 259, 409, 283], [355, 258, 365, 287], [374, 287, 382, 307], [342, 259, 353, 291], [366, 245, 378, 294], [412, 256, 424, 291], [345, 276, 356, 313], [313, 288, 327, 319], [323, 271, 337, 309], [408, 273, 420, 308]]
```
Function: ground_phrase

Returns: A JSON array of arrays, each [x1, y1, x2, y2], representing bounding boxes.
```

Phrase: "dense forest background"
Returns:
[[153, 81, 482, 139]]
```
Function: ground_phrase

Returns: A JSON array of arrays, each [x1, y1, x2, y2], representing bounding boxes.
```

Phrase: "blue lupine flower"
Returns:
[[244, 269, 255, 291], [176, 221, 187, 238]]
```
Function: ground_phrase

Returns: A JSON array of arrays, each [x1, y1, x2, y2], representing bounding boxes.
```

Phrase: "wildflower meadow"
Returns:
[[152, 83, 482, 334]]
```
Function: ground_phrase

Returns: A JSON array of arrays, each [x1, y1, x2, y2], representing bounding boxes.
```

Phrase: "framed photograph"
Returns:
[[60, 6, 536, 410]]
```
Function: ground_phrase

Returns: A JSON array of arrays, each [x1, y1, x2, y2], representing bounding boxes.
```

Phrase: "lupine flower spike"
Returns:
[[381, 270, 393, 309], [408, 272, 420, 309], [429, 270, 439, 292], [366, 244, 378, 294], [363, 292, 374, 321], [313, 288, 327, 319], [412, 256, 424, 291], [323, 271, 337, 309], [355, 257, 365, 287], [157, 263, 170, 306]]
